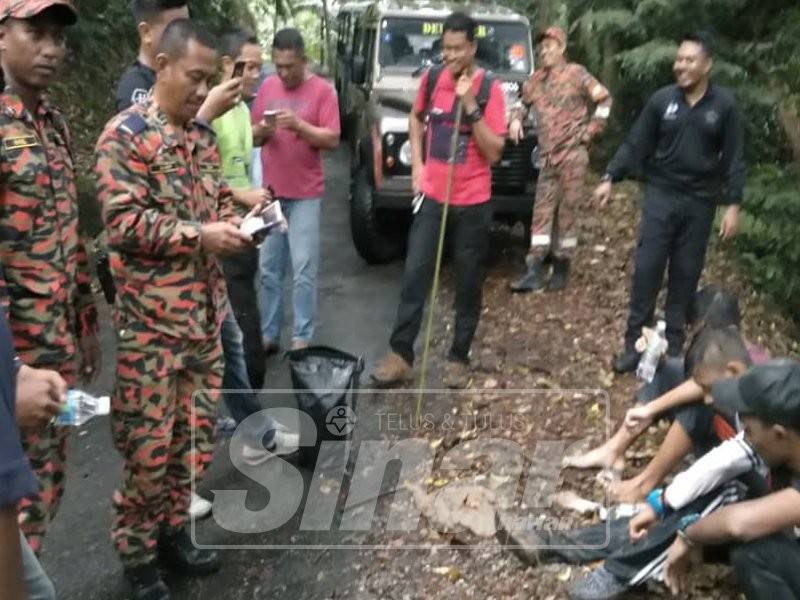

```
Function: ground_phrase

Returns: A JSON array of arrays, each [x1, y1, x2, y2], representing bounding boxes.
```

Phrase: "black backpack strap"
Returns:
[[476, 70, 494, 113], [423, 64, 444, 115]]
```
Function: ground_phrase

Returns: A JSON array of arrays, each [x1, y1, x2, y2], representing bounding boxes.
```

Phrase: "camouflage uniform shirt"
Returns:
[[94, 99, 236, 340], [0, 91, 97, 367], [521, 62, 612, 166]]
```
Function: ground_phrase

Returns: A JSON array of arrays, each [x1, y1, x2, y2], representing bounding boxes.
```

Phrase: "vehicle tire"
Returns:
[[350, 166, 405, 264]]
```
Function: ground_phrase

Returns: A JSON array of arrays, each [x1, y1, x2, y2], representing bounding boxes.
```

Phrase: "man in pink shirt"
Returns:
[[251, 28, 340, 351], [371, 12, 507, 389]]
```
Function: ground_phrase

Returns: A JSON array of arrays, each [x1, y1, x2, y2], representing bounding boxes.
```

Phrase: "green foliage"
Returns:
[[614, 39, 676, 82], [506, 0, 800, 322], [733, 165, 800, 315]]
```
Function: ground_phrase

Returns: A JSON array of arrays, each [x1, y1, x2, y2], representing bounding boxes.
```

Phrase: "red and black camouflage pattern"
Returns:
[[530, 145, 589, 258], [94, 98, 236, 341], [520, 62, 612, 257], [94, 98, 233, 567], [110, 326, 221, 567], [0, 90, 98, 553], [522, 62, 611, 165]]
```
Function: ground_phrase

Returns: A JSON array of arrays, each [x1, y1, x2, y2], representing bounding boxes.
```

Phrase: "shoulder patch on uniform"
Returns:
[[2, 135, 40, 151], [118, 114, 148, 137]]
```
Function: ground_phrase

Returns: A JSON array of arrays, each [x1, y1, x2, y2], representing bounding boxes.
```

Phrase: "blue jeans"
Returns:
[[21, 530, 55, 600], [258, 198, 321, 345], [221, 310, 275, 446]]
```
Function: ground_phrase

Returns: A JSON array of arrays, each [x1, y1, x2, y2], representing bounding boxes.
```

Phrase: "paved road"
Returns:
[[41, 145, 424, 599]]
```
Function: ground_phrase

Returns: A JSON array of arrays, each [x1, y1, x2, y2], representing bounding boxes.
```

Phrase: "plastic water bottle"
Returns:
[[636, 320, 667, 383], [54, 390, 110, 427]]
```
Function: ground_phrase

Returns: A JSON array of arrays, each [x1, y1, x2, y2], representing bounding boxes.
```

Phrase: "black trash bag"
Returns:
[[288, 345, 363, 470]]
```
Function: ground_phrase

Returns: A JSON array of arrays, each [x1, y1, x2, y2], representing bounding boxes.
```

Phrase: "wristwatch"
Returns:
[[676, 513, 701, 546], [600, 173, 613, 184], [465, 106, 482, 124]]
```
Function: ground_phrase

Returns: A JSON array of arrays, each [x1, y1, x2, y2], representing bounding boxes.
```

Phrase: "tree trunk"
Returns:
[[778, 98, 800, 168], [322, 0, 331, 72], [600, 34, 618, 93], [536, 0, 557, 31]]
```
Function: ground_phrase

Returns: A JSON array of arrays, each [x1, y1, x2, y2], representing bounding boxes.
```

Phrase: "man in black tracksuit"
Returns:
[[593, 31, 745, 373]]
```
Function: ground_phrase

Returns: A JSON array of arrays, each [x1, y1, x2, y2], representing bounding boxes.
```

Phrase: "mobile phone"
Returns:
[[232, 61, 245, 79], [263, 109, 279, 126]]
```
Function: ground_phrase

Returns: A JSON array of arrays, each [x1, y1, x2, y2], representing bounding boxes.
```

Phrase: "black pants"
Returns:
[[730, 533, 800, 600], [221, 248, 266, 389], [389, 198, 492, 365], [543, 489, 727, 581], [625, 186, 716, 354]]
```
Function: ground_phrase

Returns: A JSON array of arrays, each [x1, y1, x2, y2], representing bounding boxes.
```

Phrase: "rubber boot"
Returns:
[[548, 256, 570, 291], [509, 255, 548, 293]]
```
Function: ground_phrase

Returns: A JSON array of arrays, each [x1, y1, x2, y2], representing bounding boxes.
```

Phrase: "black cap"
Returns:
[[712, 359, 800, 428]]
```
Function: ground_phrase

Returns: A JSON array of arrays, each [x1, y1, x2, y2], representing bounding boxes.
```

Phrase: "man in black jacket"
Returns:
[[593, 31, 745, 373]]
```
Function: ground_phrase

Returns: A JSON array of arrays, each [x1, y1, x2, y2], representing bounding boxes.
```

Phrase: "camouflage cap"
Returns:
[[0, 0, 78, 24], [536, 26, 566, 47]]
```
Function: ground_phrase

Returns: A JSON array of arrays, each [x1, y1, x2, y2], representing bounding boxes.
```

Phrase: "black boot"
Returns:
[[547, 256, 570, 291], [613, 344, 641, 374], [158, 528, 221, 576], [509, 255, 548, 293], [124, 563, 170, 600]]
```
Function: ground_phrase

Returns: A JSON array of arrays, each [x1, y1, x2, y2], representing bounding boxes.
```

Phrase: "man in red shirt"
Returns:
[[372, 11, 507, 389], [251, 28, 340, 352]]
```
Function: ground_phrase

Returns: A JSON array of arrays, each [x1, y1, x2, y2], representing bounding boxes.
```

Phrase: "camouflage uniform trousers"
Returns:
[[18, 363, 77, 555], [529, 145, 589, 259], [110, 325, 223, 568]]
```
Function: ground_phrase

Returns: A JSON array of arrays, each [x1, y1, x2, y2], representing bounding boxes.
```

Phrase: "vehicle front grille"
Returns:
[[492, 135, 537, 193]]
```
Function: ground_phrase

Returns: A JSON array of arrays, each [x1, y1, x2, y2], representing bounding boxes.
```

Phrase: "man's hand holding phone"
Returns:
[[263, 110, 278, 131], [197, 78, 241, 122], [275, 108, 300, 131], [253, 110, 278, 144]]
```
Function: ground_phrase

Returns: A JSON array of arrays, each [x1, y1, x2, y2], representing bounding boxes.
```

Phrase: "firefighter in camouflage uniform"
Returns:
[[509, 26, 612, 292], [94, 19, 253, 600], [0, 0, 101, 555]]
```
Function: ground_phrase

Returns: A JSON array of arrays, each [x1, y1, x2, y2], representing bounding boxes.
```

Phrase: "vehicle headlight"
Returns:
[[399, 140, 412, 166]]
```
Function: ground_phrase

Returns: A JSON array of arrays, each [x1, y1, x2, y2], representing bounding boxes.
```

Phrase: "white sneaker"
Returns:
[[272, 429, 300, 456], [189, 492, 212, 520], [241, 430, 300, 466]]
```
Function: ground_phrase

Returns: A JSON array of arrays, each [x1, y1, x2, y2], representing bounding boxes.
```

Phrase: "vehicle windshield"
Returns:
[[379, 17, 531, 74]]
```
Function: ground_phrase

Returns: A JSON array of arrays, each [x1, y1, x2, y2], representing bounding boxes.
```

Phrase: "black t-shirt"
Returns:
[[115, 60, 156, 113], [606, 83, 745, 205], [0, 308, 38, 508]]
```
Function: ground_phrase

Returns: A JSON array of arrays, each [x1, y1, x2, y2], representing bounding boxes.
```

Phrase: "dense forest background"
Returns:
[[56, 0, 799, 321]]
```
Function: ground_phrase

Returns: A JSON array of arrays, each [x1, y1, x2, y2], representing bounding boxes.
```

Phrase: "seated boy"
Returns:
[[497, 329, 767, 599], [608, 326, 753, 501], [565, 286, 743, 474], [660, 360, 800, 599]]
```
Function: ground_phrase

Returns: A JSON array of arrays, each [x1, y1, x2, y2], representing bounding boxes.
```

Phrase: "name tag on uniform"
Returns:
[[2, 135, 40, 151], [199, 163, 221, 177], [151, 160, 181, 174]]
